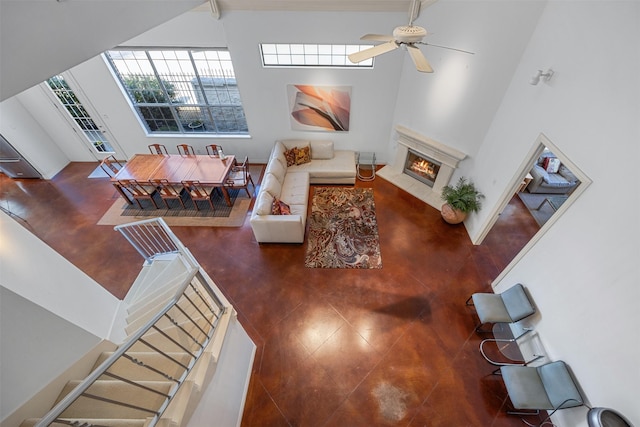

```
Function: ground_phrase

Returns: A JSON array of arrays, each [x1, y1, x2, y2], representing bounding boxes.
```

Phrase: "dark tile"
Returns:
[[1, 163, 535, 427]]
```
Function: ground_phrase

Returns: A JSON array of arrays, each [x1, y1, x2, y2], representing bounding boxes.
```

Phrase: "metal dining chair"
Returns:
[[466, 283, 536, 333], [148, 144, 168, 155], [499, 360, 584, 417], [176, 144, 196, 156]]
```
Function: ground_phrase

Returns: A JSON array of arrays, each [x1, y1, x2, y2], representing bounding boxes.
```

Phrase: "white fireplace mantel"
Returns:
[[377, 125, 467, 209]]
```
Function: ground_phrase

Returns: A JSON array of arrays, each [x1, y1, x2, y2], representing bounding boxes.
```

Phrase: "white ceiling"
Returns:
[[209, 0, 417, 12]]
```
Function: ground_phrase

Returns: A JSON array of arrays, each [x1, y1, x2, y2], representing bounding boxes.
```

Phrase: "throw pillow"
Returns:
[[284, 148, 298, 167], [270, 197, 291, 215], [278, 199, 291, 215], [544, 157, 561, 173], [295, 145, 311, 165], [271, 197, 281, 215]]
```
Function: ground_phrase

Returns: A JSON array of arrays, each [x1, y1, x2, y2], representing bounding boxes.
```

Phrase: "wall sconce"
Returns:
[[530, 68, 554, 85]]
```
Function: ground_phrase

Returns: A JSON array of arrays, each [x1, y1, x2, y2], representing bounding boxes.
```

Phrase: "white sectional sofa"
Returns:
[[250, 139, 356, 243]]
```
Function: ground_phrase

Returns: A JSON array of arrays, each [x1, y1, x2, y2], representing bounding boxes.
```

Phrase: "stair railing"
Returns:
[[35, 218, 229, 426], [114, 217, 181, 264]]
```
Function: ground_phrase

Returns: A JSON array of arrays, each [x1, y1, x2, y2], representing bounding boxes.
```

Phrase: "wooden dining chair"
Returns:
[[224, 156, 254, 198], [150, 179, 186, 209], [205, 144, 223, 157], [99, 155, 123, 177], [176, 144, 196, 156], [182, 180, 215, 211], [118, 179, 160, 209], [148, 144, 168, 155]]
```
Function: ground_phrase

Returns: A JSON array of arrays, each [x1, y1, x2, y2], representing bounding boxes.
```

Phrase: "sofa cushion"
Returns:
[[310, 140, 334, 160], [280, 140, 310, 151], [262, 173, 282, 198], [265, 158, 287, 183], [287, 150, 356, 180], [255, 191, 274, 215], [558, 165, 578, 184], [543, 173, 572, 187], [295, 145, 311, 165]]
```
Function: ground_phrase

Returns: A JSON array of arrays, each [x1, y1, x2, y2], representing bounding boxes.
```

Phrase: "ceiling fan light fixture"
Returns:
[[393, 26, 427, 44]]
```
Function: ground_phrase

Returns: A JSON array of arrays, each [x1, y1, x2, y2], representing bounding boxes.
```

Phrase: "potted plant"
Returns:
[[440, 177, 484, 224]]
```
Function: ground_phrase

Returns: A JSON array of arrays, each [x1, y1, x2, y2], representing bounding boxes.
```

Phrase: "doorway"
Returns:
[[474, 133, 591, 285], [42, 73, 125, 161]]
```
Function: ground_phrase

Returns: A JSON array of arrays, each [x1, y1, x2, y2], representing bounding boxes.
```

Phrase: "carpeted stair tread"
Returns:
[[128, 257, 190, 305], [126, 257, 178, 303], [57, 380, 174, 419], [127, 262, 188, 313], [20, 418, 147, 427], [94, 351, 193, 382], [129, 319, 216, 352]]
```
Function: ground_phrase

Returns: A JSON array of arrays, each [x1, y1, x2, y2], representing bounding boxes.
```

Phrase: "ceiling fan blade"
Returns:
[[406, 45, 433, 73], [360, 34, 395, 42], [420, 42, 475, 55], [348, 41, 398, 63]]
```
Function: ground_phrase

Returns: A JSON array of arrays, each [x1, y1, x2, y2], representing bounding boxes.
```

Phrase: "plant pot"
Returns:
[[441, 203, 467, 224]]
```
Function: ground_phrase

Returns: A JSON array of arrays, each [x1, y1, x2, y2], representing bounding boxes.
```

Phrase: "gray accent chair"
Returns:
[[466, 283, 535, 332], [500, 361, 584, 416]]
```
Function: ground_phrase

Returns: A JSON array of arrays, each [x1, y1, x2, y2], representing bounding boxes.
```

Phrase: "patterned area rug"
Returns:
[[305, 187, 382, 269]]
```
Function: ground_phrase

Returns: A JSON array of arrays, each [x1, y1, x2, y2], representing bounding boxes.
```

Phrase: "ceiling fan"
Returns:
[[348, 0, 473, 73]]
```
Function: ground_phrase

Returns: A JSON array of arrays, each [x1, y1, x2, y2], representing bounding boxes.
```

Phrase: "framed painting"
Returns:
[[287, 85, 351, 132]]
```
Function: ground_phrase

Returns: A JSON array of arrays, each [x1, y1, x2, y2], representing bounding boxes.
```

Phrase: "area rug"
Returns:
[[96, 165, 263, 227], [517, 191, 558, 227], [305, 187, 382, 269], [97, 191, 251, 227]]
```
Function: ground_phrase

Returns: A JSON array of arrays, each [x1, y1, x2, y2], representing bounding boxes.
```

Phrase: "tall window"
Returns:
[[260, 43, 374, 68], [47, 75, 115, 153], [105, 49, 248, 135]]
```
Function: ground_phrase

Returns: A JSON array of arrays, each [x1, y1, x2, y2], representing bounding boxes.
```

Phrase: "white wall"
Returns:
[[38, 9, 405, 166], [465, 2, 640, 425], [392, 0, 546, 159], [0, 0, 204, 101], [0, 212, 122, 418], [0, 96, 69, 179]]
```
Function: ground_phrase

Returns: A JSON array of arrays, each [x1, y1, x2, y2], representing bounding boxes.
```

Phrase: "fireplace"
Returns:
[[377, 125, 467, 209], [404, 149, 441, 188]]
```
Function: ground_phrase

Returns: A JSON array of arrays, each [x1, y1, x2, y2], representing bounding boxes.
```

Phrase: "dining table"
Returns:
[[112, 153, 236, 206]]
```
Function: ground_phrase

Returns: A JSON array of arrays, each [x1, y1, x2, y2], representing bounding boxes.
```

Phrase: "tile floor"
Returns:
[[1, 162, 543, 426]]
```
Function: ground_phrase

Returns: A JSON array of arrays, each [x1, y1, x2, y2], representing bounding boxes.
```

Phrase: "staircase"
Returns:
[[20, 219, 234, 427]]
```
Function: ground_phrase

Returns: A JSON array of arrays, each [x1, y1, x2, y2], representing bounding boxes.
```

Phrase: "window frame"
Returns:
[[104, 48, 249, 136], [259, 43, 374, 68]]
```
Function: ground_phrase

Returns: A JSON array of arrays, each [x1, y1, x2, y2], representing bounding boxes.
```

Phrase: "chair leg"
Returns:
[[465, 295, 474, 306], [475, 323, 493, 333]]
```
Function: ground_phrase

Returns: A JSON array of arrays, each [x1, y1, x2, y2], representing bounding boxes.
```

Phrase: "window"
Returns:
[[105, 49, 248, 135], [47, 75, 115, 153], [260, 44, 374, 68]]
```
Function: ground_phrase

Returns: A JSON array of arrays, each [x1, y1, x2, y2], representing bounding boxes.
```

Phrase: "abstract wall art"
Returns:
[[287, 85, 351, 132]]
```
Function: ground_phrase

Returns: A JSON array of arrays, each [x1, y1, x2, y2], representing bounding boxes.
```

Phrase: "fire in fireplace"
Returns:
[[404, 149, 441, 187]]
